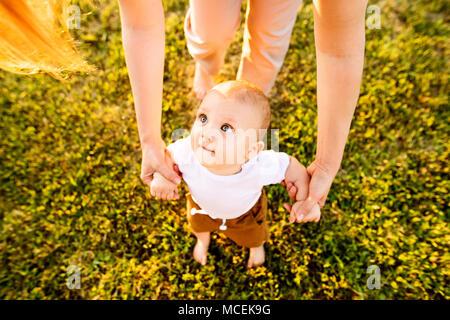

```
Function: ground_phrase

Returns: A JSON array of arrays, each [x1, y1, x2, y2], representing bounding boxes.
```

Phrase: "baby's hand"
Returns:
[[150, 172, 180, 200]]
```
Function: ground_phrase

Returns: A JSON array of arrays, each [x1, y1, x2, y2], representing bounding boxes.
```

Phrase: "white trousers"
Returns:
[[184, 0, 303, 95]]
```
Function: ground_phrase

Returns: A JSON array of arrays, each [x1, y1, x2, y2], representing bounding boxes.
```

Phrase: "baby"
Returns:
[[151, 80, 320, 268]]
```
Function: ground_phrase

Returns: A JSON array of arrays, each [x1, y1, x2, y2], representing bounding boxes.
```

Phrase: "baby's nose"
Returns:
[[200, 134, 213, 145], [200, 127, 218, 144]]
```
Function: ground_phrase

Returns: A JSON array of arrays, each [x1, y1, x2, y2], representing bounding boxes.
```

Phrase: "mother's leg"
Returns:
[[184, 0, 243, 99], [237, 0, 303, 95]]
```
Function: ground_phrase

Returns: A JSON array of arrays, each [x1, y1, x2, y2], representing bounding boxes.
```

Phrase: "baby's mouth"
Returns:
[[201, 146, 215, 154]]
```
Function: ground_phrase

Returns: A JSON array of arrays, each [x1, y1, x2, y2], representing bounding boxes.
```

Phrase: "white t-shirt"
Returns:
[[167, 136, 290, 219]]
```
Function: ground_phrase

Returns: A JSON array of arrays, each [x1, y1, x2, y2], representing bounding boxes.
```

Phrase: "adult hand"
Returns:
[[282, 159, 336, 222], [281, 181, 321, 223], [140, 138, 182, 189], [298, 159, 336, 219]]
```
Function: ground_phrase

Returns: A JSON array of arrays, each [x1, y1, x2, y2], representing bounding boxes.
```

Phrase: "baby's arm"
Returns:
[[284, 156, 321, 223], [150, 171, 180, 200]]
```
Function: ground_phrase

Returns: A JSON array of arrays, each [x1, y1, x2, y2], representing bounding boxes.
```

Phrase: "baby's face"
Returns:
[[190, 91, 264, 171]]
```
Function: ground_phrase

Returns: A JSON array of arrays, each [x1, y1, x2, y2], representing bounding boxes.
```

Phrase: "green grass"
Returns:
[[0, 0, 448, 299]]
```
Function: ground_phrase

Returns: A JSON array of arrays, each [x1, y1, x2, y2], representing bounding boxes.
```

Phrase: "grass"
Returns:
[[0, 0, 448, 299]]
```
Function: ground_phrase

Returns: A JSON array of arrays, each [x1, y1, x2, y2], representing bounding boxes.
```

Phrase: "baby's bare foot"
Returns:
[[193, 63, 214, 100], [193, 232, 210, 266], [247, 244, 265, 268]]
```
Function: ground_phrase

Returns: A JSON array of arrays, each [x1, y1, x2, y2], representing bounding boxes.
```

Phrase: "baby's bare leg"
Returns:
[[193, 231, 210, 266], [247, 242, 265, 268]]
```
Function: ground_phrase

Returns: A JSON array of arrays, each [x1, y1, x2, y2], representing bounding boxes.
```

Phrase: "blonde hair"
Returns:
[[0, 0, 93, 79], [210, 80, 271, 130]]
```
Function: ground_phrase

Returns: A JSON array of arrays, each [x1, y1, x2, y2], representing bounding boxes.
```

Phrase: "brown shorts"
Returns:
[[186, 189, 269, 248]]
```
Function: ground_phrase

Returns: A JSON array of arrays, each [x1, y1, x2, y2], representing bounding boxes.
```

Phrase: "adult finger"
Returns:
[[306, 161, 318, 176], [308, 162, 330, 208], [151, 148, 182, 185], [297, 170, 332, 217], [141, 170, 155, 187], [302, 203, 321, 223], [157, 161, 182, 186], [319, 190, 330, 207]]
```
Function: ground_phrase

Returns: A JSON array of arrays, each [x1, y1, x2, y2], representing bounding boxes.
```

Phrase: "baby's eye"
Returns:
[[221, 124, 234, 133], [199, 114, 207, 124]]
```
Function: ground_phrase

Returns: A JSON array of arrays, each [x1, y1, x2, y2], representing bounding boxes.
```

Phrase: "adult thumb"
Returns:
[[307, 161, 318, 176]]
